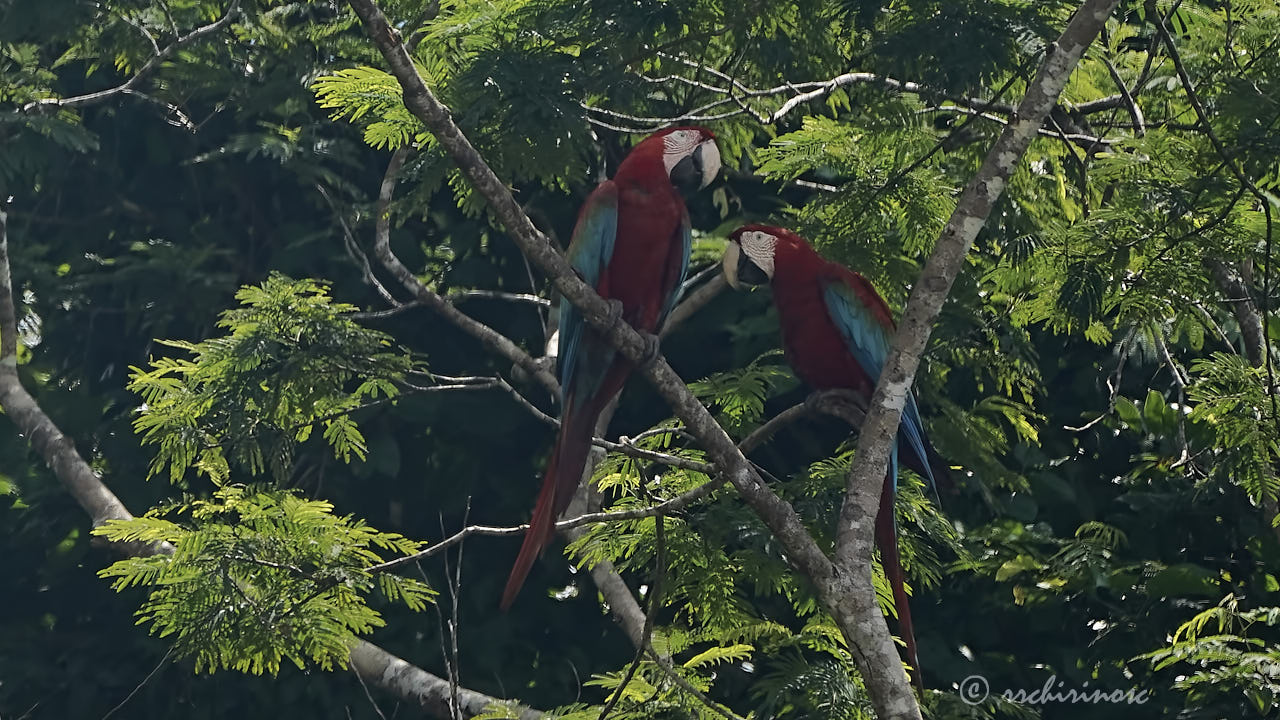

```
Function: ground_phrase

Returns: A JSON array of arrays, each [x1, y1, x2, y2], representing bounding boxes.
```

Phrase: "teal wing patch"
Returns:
[[821, 280, 891, 379], [821, 279, 935, 490], [657, 212, 693, 327], [558, 182, 619, 401]]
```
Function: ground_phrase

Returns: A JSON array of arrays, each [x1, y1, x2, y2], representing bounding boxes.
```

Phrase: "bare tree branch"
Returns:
[[450, 289, 550, 306], [830, 9, 1120, 705], [20, 1, 242, 113], [370, 147, 560, 396], [349, 643, 542, 720], [1208, 261, 1267, 368], [118, 89, 196, 131], [921, 104, 1117, 150], [1101, 55, 1145, 137], [662, 273, 727, 338], [588, 63, 1127, 151], [319, 182, 401, 307]]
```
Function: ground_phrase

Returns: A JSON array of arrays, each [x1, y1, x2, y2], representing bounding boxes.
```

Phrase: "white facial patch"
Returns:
[[661, 129, 700, 175], [738, 231, 777, 278]]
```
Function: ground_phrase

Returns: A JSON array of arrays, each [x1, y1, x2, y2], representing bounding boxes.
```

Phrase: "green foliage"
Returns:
[[1188, 352, 1280, 503], [312, 66, 423, 151], [128, 274, 415, 484], [689, 351, 797, 435], [4, 0, 1280, 718], [93, 485, 433, 675], [1140, 594, 1280, 716]]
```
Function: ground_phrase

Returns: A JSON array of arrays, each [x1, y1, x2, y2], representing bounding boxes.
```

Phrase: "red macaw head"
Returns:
[[722, 224, 810, 289], [621, 126, 721, 193]]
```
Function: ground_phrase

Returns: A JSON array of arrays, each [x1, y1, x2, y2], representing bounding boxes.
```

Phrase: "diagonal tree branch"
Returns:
[[1207, 260, 1266, 369], [830, 0, 1120, 646], [343, 1, 927, 715], [1100, 55, 1145, 137], [661, 273, 727, 338], [350, 643, 542, 720], [0, 202, 540, 720], [370, 147, 560, 396]]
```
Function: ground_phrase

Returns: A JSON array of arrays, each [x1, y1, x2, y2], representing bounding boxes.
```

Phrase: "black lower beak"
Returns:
[[671, 146, 705, 194], [737, 251, 770, 286]]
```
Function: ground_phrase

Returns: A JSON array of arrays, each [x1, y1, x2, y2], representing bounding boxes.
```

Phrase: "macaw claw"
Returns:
[[637, 332, 662, 367], [604, 298, 625, 326]]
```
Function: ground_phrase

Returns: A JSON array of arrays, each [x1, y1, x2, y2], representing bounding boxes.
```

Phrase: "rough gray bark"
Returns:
[[1208, 260, 1266, 368], [349, 642, 542, 720], [0, 204, 538, 720]]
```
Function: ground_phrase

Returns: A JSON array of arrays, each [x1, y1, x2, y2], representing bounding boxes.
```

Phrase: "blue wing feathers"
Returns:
[[821, 282, 890, 379], [821, 279, 935, 491], [899, 394, 935, 489], [658, 215, 693, 327], [558, 184, 619, 404]]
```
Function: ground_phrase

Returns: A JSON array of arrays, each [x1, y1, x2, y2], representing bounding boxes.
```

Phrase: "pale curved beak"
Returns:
[[697, 140, 721, 190], [722, 241, 742, 290]]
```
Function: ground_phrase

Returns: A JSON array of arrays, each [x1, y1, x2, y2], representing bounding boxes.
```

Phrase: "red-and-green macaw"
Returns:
[[722, 223, 946, 685], [501, 127, 721, 609]]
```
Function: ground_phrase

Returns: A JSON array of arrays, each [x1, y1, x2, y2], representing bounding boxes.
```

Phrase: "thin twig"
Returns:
[[1152, 327, 1192, 467], [352, 301, 427, 320], [21, 1, 242, 113], [368, 148, 561, 396], [318, 183, 401, 307], [100, 648, 175, 720], [449, 289, 550, 306], [1100, 55, 1144, 136], [351, 657, 391, 720]]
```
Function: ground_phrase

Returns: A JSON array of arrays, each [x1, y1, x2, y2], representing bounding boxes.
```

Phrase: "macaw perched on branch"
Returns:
[[501, 127, 721, 610], [721, 223, 947, 687]]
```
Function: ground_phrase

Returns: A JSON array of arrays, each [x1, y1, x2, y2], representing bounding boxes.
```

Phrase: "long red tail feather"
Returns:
[[500, 403, 599, 610], [875, 472, 924, 692]]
